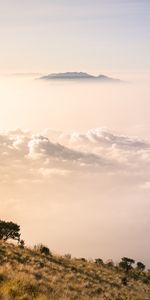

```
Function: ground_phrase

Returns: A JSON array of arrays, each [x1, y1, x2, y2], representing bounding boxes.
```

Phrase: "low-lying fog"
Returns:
[[0, 73, 150, 266]]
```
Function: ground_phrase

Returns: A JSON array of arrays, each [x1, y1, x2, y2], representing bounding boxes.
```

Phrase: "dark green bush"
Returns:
[[95, 258, 103, 265], [136, 261, 145, 271], [34, 244, 52, 256], [119, 257, 135, 272]]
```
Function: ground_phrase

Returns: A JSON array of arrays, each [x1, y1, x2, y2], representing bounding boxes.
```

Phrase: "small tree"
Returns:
[[106, 259, 114, 268], [137, 261, 145, 272], [119, 257, 135, 272], [40, 245, 51, 255], [95, 258, 104, 265], [34, 244, 52, 256], [19, 239, 25, 248], [0, 220, 20, 242]]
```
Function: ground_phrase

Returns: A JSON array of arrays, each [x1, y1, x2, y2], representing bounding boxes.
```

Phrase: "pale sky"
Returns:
[[0, 0, 150, 73]]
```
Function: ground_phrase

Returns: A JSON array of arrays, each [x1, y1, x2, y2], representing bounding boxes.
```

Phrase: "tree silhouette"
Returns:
[[119, 257, 135, 272], [137, 261, 145, 272], [95, 258, 104, 265], [0, 220, 20, 242]]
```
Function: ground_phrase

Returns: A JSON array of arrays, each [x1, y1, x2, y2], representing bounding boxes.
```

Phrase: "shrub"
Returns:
[[119, 257, 135, 272], [64, 254, 71, 259], [40, 246, 50, 255], [106, 259, 114, 268], [136, 261, 145, 271], [95, 258, 103, 265], [19, 239, 25, 249], [121, 276, 128, 286], [34, 244, 52, 256], [80, 258, 87, 262]]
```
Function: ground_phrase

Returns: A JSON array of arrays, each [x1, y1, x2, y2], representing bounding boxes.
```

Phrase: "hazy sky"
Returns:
[[0, 1, 150, 266], [0, 0, 150, 73]]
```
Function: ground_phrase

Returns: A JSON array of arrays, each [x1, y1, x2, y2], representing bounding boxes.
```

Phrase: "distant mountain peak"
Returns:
[[40, 72, 121, 82]]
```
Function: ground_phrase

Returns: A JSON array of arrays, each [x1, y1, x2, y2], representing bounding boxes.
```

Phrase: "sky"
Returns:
[[0, 1, 150, 266], [0, 0, 150, 73]]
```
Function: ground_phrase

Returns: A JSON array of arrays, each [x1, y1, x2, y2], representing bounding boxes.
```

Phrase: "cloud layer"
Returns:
[[1, 127, 150, 265], [0, 128, 150, 186]]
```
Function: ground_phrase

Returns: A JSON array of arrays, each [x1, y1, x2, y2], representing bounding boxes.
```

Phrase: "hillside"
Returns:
[[0, 241, 150, 300]]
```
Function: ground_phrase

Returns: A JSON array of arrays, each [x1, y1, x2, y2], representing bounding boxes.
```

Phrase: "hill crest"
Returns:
[[0, 241, 150, 300]]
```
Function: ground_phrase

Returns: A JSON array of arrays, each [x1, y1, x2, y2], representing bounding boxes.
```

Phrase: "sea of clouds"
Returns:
[[0, 127, 150, 189], [1, 127, 150, 264]]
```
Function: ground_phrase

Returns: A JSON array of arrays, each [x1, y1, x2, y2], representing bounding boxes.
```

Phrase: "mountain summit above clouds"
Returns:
[[40, 72, 121, 82]]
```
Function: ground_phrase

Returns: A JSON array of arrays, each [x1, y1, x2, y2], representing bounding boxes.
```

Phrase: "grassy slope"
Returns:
[[0, 241, 150, 300]]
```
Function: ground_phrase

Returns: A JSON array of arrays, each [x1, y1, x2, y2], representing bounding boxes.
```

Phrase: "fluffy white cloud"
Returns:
[[0, 128, 150, 185]]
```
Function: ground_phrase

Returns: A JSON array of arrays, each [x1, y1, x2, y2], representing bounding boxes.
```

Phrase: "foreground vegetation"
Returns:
[[0, 241, 150, 300], [0, 220, 150, 299]]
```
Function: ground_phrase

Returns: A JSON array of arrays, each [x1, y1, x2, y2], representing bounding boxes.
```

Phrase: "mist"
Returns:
[[0, 73, 150, 136], [0, 73, 150, 266]]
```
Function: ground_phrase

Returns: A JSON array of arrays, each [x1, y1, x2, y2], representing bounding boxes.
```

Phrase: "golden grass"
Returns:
[[0, 241, 150, 300]]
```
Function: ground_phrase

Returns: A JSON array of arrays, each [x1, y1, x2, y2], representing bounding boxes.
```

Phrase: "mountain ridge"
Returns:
[[40, 72, 121, 82]]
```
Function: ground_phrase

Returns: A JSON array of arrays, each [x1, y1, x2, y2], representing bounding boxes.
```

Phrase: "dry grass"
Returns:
[[0, 241, 150, 300]]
